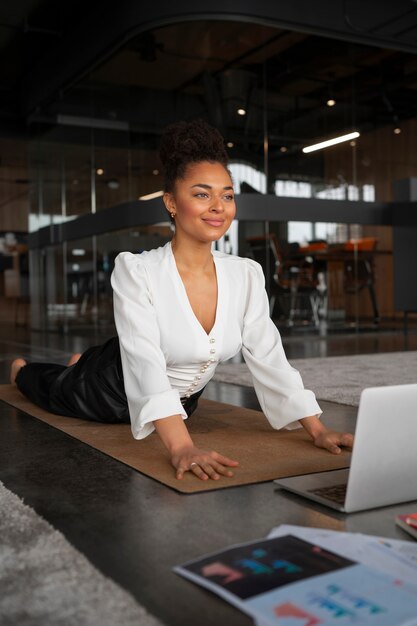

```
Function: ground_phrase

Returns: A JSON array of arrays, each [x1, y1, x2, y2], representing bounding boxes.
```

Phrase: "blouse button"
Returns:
[[210, 348, 216, 354], [209, 338, 215, 343], [185, 393, 191, 398]]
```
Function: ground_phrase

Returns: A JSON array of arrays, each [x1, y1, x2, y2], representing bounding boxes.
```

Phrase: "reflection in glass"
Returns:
[[27, 18, 407, 331]]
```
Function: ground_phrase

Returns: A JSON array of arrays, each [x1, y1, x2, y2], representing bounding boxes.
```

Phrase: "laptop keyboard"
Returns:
[[308, 483, 347, 504]]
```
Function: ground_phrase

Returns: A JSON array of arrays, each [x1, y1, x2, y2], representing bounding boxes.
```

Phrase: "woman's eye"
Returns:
[[224, 194, 234, 201], [195, 192, 209, 198]]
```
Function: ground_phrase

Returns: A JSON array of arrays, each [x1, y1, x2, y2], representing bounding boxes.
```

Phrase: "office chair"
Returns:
[[343, 238, 380, 323], [245, 234, 326, 326]]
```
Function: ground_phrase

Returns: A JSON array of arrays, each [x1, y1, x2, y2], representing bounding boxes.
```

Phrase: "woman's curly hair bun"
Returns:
[[159, 119, 229, 191]]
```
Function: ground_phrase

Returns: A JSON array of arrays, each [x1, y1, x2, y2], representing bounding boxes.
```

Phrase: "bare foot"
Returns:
[[10, 358, 27, 384], [67, 353, 82, 366]]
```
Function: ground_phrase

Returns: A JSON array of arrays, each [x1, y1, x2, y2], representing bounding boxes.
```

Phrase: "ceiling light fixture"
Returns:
[[227, 141, 234, 148], [96, 168, 104, 175], [393, 127, 401, 135], [302, 131, 360, 154], [57, 114, 129, 132], [237, 108, 246, 116], [139, 190, 164, 201], [326, 98, 336, 107], [152, 169, 159, 175], [280, 146, 288, 153]]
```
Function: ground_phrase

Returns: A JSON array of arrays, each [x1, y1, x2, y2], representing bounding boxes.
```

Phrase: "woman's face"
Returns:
[[164, 161, 236, 244]]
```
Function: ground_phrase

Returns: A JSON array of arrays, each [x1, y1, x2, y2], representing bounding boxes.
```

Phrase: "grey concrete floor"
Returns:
[[1, 323, 417, 625]]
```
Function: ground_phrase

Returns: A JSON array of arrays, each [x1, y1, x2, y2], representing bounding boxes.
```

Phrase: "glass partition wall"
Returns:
[[28, 18, 404, 333]]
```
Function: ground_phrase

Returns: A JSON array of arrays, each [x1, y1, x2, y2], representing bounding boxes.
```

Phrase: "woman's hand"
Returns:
[[313, 430, 354, 455], [171, 445, 239, 481], [153, 414, 239, 481], [300, 414, 354, 454]]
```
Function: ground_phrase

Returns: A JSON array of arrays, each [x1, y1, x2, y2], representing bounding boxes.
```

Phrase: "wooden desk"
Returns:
[[296, 247, 390, 323]]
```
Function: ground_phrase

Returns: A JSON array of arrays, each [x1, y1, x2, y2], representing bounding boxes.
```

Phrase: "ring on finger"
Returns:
[[190, 462, 198, 470]]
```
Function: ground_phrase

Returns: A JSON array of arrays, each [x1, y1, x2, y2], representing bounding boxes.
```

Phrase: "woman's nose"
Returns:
[[210, 196, 224, 212]]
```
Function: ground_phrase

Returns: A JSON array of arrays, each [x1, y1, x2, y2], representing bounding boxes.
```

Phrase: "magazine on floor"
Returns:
[[268, 524, 417, 586], [174, 534, 417, 626]]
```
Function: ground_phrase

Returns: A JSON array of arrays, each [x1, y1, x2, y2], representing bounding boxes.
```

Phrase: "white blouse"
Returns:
[[111, 242, 321, 440]]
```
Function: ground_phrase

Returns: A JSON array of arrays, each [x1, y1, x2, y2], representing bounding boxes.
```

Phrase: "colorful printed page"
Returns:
[[174, 535, 417, 626], [268, 524, 417, 587]]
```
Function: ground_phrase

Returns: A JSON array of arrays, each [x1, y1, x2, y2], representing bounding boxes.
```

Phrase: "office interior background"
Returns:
[[1, 0, 417, 340], [3, 4, 417, 626]]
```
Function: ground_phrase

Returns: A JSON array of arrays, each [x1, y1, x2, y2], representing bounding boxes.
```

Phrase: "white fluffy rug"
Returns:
[[213, 351, 417, 406], [0, 480, 165, 626]]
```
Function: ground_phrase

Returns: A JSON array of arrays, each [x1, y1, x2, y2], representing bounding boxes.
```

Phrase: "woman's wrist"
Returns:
[[153, 414, 194, 455], [299, 414, 327, 440]]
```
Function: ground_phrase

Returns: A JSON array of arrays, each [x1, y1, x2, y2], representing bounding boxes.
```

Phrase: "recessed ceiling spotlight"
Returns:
[[152, 169, 159, 175], [350, 140, 356, 147], [96, 168, 104, 176], [227, 141, 234, 148], [326, 98, 336, 107], [237, 108, 246, 116], [280, 146, 288, 153], [394, 127, 401, 135]]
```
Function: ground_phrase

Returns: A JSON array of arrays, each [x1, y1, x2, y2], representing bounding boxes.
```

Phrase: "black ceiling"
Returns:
[[2, 0, 417, 161]]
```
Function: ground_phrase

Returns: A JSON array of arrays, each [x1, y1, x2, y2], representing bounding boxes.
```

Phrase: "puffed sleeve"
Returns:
[[111, 252, 186, 439], [241, 259, 322, 430]]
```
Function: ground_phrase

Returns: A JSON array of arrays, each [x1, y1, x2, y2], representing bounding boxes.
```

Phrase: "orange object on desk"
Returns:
[[343, 237, 377, 251], [299, 242, 328, 253]]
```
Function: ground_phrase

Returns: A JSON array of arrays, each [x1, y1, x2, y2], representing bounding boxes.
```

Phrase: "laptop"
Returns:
[[274, 384, 417, 513]]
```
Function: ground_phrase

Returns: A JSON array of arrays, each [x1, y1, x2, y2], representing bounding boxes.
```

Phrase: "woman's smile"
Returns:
[[202, 218, 225, 227]]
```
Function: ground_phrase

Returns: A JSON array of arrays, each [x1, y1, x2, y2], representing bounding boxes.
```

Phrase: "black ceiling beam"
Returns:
[[22, 0, 417, 116], [28, 192, 393, 249]]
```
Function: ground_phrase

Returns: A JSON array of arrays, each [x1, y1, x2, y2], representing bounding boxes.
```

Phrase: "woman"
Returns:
[[11, 119, 353, 482]]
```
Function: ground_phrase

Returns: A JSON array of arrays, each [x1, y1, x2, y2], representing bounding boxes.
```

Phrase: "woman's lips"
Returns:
[[203, 219, 225, 227]]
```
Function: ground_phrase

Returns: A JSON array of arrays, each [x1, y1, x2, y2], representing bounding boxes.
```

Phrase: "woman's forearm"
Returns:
[[153, 414, 194, 454]]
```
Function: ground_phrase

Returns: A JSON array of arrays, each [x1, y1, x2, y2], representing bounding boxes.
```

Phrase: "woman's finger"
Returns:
[[189, 462, 208, 481], [212, 452, 239, 467], [340, 433, 354, 448], [174, 450, 238, 481], [191, 459, 233, 480], [199, 455, 236, 478], [200, 463, 220, 480], [327, 442, 341, 454], [315, 435, 341, 454], [329, 432, 354, 452], [211, 460, 235, 477]]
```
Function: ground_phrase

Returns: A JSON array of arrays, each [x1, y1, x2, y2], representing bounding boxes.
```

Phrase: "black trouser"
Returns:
[[16, 336, 204, 423]]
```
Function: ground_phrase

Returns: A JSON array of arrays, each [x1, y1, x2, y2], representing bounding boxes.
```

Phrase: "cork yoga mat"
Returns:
[[0, 384, 351, 494]]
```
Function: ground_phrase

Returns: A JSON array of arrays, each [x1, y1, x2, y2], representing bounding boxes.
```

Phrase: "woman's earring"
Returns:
[[170, 212, 175, 219]]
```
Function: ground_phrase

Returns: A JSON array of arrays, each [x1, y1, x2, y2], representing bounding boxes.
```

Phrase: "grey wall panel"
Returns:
[[393, 204, 417, 312]]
